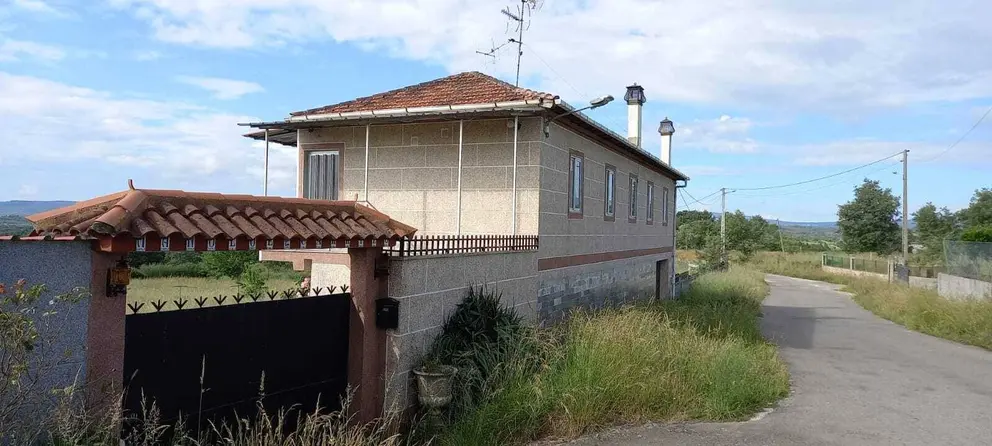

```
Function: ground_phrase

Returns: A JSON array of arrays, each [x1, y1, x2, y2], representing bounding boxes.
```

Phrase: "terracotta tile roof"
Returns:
[[24, 188, 417, 253], [290, 71, 557, 116]]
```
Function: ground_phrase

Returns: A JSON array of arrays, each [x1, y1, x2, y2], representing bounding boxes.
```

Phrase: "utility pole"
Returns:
[[720, 187, 727, 259], [902, 149, 910, 262], [777, 219, 786, 252]]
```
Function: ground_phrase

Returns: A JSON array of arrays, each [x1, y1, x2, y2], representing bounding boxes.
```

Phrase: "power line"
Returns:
[[731, 151, 904, 192], [680, 188, 721, 209], [919, 104, 992, 163], [732, 160, 902, 198]]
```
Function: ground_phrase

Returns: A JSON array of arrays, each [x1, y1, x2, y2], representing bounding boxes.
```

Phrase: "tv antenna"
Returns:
[[475, 0, 540, 86]]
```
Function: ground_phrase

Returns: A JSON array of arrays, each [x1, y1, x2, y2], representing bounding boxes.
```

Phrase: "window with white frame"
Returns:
[[568, 151, 584, 217], [604, 164, 616, 220], [628, 174, 638, 222], [647, 181, 655, 224], [303, 150, 340, 200]]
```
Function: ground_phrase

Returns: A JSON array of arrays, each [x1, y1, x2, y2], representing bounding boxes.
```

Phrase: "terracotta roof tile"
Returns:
[[290, 71, 557, 117], [23, 188, 417, 251]]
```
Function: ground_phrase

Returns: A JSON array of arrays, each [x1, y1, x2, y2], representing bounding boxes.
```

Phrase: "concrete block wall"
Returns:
[[298, 117, 545, 235], [937, 273, 992, 300], [537, 254, 669, 321], [381, 251, 537, 413], [0, 241, 93, 430]]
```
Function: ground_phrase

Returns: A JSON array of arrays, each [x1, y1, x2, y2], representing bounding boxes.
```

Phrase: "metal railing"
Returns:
[[386, 234, 539, 257]]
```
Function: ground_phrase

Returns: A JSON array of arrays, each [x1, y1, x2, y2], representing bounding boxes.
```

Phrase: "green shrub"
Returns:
[[132, 263, 209, 279], [201, 251, 258, 279], [961, 226, 992, 242], [164, 251, 202, 265], [237, 264, 268, 295]]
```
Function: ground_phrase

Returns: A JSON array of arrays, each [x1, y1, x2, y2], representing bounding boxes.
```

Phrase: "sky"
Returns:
[[0, 0, 989, 222]]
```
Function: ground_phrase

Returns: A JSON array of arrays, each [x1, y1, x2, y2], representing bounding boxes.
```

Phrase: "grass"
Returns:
[[745, 251, 992, 351], [436, 268, 790, 445], [129, 277, 300, 307]]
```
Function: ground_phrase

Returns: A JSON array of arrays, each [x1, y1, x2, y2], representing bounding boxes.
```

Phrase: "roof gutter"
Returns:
[[238, 98, 555, 129]]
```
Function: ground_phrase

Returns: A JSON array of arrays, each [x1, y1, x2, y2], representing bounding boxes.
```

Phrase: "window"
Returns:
[[604, 164, 616, 221], [303, 150, 340, 200], [568, 151, 584, 218], [628, 174, 638, 222], [647, 181, 655, 224], [663, 187, 670, 226]]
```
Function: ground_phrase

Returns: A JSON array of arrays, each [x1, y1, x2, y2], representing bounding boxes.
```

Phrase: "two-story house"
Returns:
[[243, 71, 688, 321]]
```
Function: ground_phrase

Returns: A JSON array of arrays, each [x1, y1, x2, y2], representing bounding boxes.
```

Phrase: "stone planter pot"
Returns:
[[413, 365, 457, 411]]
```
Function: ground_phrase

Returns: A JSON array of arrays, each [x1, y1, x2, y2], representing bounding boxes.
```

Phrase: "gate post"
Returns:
[[347, 247, 388, 423], [86, 251, 127, 412]]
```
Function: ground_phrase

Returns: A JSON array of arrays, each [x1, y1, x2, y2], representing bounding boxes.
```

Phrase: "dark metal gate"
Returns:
[[123, 290, 351, 431]]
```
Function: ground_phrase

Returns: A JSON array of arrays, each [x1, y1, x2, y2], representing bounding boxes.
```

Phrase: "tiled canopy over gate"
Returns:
[[20, 187, 417, 253]]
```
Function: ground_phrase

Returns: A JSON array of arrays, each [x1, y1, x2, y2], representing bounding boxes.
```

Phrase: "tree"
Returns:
[[960, 226, 992, 242], [676, 210, 718, 250], [912, 203, 958, 263], [960, 188, 992, 229], [837, 179, 901, 254]]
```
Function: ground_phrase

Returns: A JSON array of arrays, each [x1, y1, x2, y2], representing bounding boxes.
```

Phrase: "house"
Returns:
[[244, 71, 689, 321], [243, 71, 688, 412]]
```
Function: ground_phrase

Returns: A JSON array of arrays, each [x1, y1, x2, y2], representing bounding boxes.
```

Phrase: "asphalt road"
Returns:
[[548, 274, 992, 446]]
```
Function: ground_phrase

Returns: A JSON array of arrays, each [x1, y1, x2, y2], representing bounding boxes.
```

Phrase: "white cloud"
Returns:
[[11, 0, 59, 14], [176, 75, 264, 100], [133, 49, 162, 61], [0, 72, 295, 196], [0, 38, 65, 61], [679, 115, 759, 153], [108, 0, 992, 110]]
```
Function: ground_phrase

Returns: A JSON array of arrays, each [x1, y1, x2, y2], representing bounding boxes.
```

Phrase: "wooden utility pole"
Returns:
[[902, 150, 909, 262]]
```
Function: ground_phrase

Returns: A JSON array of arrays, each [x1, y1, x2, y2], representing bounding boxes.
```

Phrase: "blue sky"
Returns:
[[0, 0, 989, 222]]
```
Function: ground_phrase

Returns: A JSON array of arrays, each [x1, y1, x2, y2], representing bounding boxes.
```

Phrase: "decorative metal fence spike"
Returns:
[[195, 297, 208, 308], [340, 284, 349, 293], [233, 294, 245, 304], [249, 293, 261, 302], [298, 287, 310, 297], [151, 300, 168, 312], [313, 286, 324, 296], [213, 295, 227, 305], [174, 298, 188, 310], [267, 290, 279, 300], [127, 302, 144, 314], [327, 285, 337, 294], [282, 289, 296, 299]]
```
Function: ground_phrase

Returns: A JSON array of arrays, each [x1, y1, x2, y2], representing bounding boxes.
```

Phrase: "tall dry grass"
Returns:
[[438, 269, 789, 446]]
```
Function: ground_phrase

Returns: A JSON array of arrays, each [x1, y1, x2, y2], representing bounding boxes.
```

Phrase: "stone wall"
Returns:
[[537, 254, 670, 321], [937, 273, 992, 300], [0, 241, 93, 431], [297, 117, 544, 235], [381, 251, 537, 413], [822, 265, 889, 281]]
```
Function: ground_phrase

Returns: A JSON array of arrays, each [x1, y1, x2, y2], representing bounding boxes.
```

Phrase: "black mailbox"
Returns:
[[375, 298, 399, 329]]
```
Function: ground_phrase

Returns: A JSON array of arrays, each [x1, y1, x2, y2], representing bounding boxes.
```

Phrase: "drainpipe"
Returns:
[[673, 180, 687, 297], [457, 120, 464, 235], [511, 116, 519, 235], [364, 123, 370, 202], [263, 129, 269, 196]]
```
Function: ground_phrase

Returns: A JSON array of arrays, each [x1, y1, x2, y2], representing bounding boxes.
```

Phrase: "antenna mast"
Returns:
[[477, 0, 539, 87]]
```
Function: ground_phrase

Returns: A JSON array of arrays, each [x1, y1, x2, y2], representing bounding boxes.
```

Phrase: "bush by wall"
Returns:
[[132, 263, 210, 279]]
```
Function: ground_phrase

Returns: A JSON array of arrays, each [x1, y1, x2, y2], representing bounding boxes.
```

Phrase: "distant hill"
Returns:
[[0, 200, 73, 236], [0, 200, 73, 216]]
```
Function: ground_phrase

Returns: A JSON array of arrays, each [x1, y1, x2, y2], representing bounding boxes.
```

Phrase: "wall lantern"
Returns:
[[107, 258, 131, 297]]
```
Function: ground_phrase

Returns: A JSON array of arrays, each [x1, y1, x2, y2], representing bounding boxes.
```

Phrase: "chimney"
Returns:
[[659, 117, 675, 165], [624, 84, 646, 148]]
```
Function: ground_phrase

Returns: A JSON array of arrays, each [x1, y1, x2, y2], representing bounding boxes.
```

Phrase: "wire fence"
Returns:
[[852, 258, 890, 275], [944, 240, 992, 282], [824, 254, 847, 268]]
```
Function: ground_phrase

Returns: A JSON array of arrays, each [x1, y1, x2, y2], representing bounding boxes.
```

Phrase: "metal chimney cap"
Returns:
[[659, 117, 675, 136], [624, 84, 646, 105]]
